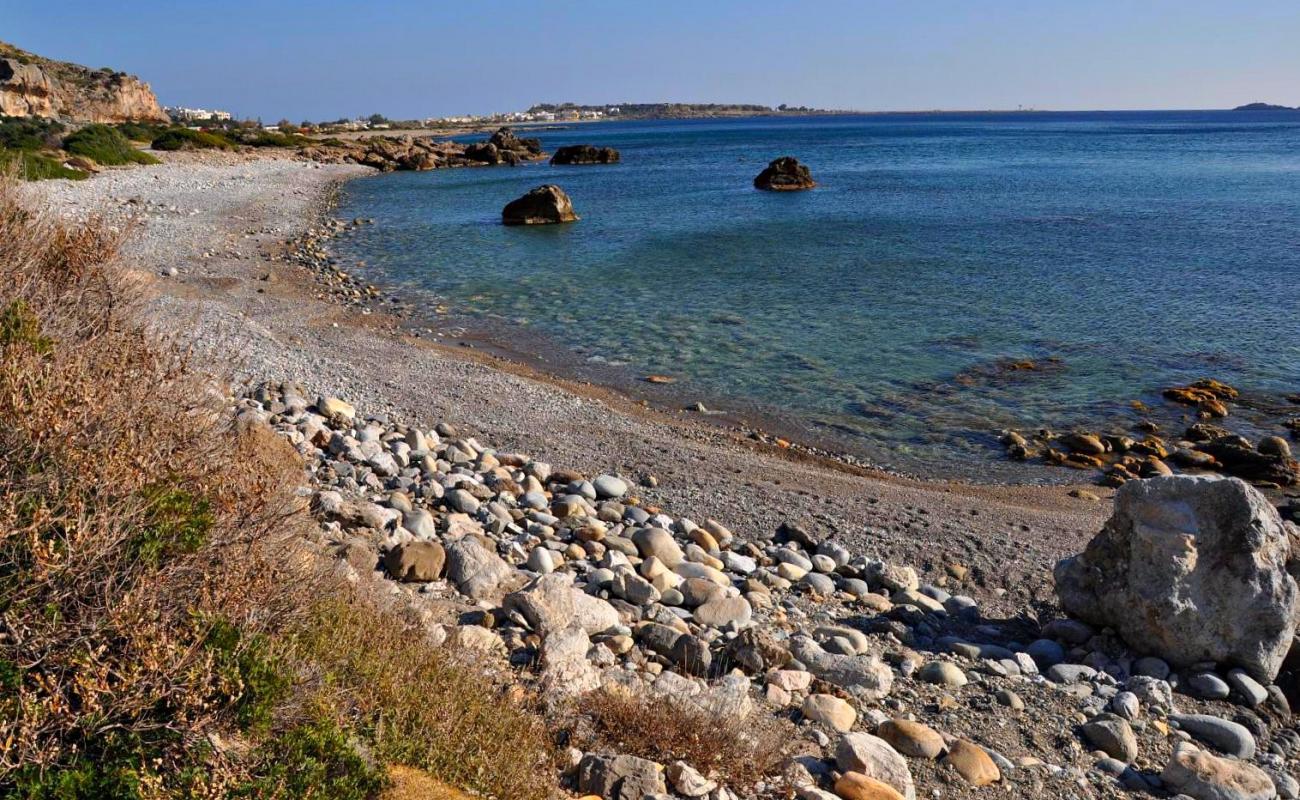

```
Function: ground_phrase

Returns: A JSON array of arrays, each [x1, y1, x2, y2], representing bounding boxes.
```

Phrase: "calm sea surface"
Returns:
[[333, 111, 1300, 480]]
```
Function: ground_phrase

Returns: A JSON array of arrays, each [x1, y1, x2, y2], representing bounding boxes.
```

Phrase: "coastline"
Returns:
[[27, 150, 1109, 613]]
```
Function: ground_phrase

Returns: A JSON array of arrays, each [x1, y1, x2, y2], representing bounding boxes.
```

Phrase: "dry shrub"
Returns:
[[575, 684, 790, 788], [0, 173, 558, 799]]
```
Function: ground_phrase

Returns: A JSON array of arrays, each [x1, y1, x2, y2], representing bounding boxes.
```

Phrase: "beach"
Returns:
[[29, 149, 1109, 615]]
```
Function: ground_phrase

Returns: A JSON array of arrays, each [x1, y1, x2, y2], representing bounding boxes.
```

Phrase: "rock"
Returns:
[[1111, 691, 1140, 720], [540, 625, 602, 695], [753, 156, 816, 191], [833, 772, 906, 800], [791, 636, 893, 700], [1081, 713, 1139, 762], [383, 541, 446, 582], [878, 719, 945, 759], [725, 628, 791, 673], [1161, 742, 1275, 800], [593, 474, 628, 499], [444, 536, 512, 599], [669, 634, 712, 676], [501, 184, 578, 225], [446, 624, 504, 654], [1054, 476, 1300, 682], [505, 572, 619, 636], [835, 733, 916, 800], [941, 740, 1001, 786], [316, 395, 356, 421], [917, 661, 967, 688], [1170, 714, 1256, 759], [1227, 669, 1269, 707], [1186, 672, 1232, 700], [577, 753, 666, 800], [803, 694, 857, 732], [551, 144, 621, 165], [1260, 436, 1292, 459], [445, 488, 480, 514], [631, 527, 685, 567], [666, 761, 715, 797], [694, 595, 752, 628]]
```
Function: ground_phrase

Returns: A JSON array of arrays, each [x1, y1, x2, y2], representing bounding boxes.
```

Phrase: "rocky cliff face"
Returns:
[[0, 41, 168, 123]]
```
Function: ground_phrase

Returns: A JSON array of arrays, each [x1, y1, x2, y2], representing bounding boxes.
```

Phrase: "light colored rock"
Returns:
[[593, 474, 629, 499], [942, 739, 1000, 786], [444, 536, 511, 599], [315, 396, 355, 420], [632, 526, 685, 567], [803, 694, 857, 732], [540, 625, 601, 695], [1082, 713, 1139, 762], [833, 772, 906, 800], [791, 636, 893, 700], [878, 719, 945, 759], [1170, 714, 1256, 759], [1161, 742, 1275, 800], [667, 761, 716, 797], [835, 733, 915, 800], [694, 595, 752, 628], [1054, 476, 1300, 682], [505, 572, 620, 635], [917, 660, 967, 688]]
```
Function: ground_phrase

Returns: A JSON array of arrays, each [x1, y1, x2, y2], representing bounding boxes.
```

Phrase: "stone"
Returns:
[[504, 572, 620, 636], [1134, 656, 1171, 679], [444, 536, 511, 599], [501, 184, 578, 225], [1227, 669, 1269, 707], [540, 625, 601, 695], [917, 661, 967, 688], [834, 733, 916, 800], [878, 719, 945, 759], [383, 541, 446, 582], [753, 156, 816, 191], [1111, 691, 1140, 720], [444, 488, 480, 514], [1161, 742, 1275, 800], [666, 761, 715, 797], [803, 694, 857, 732], [1186, 672, 1232, 700], [447, 624, 504, 654], [833, 772, 906, 800], [791, 636, 893, 700], [1081, 713, 1139, 762], [942, 740, 1001, 786], [694, 595, 752, 628], [315, 396, 355, 420], [1054, 476, 1300, 682], [631, 527, 685, 567], [1170, 714, 1256, 759], [550, 144, 621, 165], [577, 753, 666, 800], [593, 474, 628, 499], [669, 634, 712, 676]]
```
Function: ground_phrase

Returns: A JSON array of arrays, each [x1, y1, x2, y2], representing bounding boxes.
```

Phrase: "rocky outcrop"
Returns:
[[753, 156, 816, 191], [1055, 475, 1300, 681], [300, 136, 468, 171], [0, 41, 167, 123], [551, 144, 620, 165], [502, 185, 579, 226], [464, 127, 546, 165]]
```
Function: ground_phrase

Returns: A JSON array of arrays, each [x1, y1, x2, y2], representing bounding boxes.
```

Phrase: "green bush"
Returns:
[[205, 618, 291, 735], [0, 300, 55, 353], [62, 124, 159, 166], [0, 116, 64, 152], [129, 484, 214, 568], [115, 121, 170, 144], [0, 149, 86, 181], [236, 716, 388, 800], [151, 128, 234, 151]]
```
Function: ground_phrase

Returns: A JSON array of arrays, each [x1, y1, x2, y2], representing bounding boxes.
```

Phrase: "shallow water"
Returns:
[[334, 111, 1300, 479]]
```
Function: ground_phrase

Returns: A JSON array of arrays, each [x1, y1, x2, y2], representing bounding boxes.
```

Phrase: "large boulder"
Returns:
[[501, 185, 579, 226], [504, 572, 620, 636], [753, 156, 816, 191], [551, 144, 620, 165], [1054, 476, 1300, 682]]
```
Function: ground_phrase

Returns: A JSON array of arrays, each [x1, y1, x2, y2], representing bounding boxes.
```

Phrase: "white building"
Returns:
[[165, 106, 232, 122]]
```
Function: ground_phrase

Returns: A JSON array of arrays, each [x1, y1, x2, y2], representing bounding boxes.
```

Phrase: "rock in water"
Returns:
[[1054, 475, 1300, 682], [753, 156, 816, 191], [501, 185, 579, 225], [550, 144, 621, 165]]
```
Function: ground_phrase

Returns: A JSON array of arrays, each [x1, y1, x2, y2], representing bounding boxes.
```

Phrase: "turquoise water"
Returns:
[[334, 112, 1300, 479]]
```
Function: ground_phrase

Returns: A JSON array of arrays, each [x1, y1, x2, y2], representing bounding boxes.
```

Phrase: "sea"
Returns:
[[332, 111, 1300, 481]]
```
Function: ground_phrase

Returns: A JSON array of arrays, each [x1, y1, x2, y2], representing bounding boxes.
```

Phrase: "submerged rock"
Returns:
[[550, 144, 620, 165], [1054, 475, 1300, 681], [753, 156, 816, 191], [501, 184, 579, 226]]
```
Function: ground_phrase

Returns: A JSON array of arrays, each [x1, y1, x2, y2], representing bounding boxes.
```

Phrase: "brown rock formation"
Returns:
[[502, 185, 578, 226], [551, 144, 620, 165], [0, 41, 168, 123], [753, 156, 816, 191]]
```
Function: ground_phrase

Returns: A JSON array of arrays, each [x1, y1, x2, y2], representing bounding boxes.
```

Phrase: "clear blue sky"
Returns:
[[6, 0, 1298, 121]]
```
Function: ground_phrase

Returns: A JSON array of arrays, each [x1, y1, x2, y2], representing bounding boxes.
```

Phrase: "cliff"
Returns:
[[0, 40, 168, 123]]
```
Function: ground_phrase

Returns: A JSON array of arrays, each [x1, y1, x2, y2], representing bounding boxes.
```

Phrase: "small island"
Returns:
[[1233, 102, 1297, 111]]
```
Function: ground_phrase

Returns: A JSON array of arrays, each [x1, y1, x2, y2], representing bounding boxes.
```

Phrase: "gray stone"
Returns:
[[1186, 672, 1232, 700], [577, 753, 667, 800], [445, 487, 481, 514], [1026, 638, 1066, 667], [540, 625, 601, 695], [1082, 713, 1139, 762], [593, 474, 629, 499], [631, 527, 685, 567], [1055, 476, 1300, 682], [1134, 656, 1171, 680], [1170, 714, 1256, 759], [694, 595, 752, 628], [790, 636, 892, 700], [1048, 663, 1098, 684], [1161, 742, 1275, 800], [444, 536, 511, 599], [1227, 669, 1269, 707], [505, 572, 620, 635], [918, 660, 968, 688], [1111, 691, 1140, 720], [834, 732, 916, 800]]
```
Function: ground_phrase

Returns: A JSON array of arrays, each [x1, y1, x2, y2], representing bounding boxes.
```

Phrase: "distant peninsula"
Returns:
[[526, 102, 852, 120], [1233, 102, 1297, 111]]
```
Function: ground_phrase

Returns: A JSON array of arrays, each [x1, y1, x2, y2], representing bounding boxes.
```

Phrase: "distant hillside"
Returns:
[[0, 40, 167, 123], [1233, 102, 1297, 111], [527, 102, 847, 120]]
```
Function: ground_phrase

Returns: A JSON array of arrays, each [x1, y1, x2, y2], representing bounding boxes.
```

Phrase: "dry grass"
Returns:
[[574, 684, 790, 788], [0, 173, 558, 798]]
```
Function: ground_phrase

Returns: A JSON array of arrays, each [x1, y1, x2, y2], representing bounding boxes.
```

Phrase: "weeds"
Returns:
[[63, 124, 160, 166], [151, 128, 235, 151]]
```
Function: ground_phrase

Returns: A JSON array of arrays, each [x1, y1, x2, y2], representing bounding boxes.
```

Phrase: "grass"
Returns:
[[151, 127, 235, 151], [0, 150, 87, 181], [62, 124, 160, 166], [0, 174, 559, 798], [574, 685, 790, 789], [0, 117, 64, 152]]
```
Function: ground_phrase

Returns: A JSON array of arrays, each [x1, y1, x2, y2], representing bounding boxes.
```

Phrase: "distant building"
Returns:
[[165, 106, 232, 122]]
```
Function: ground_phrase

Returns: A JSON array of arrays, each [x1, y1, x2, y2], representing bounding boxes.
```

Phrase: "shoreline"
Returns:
[[27, 150, 1109, 614]]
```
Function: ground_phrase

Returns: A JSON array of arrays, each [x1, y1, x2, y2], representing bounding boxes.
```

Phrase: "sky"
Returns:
[[6, 0, 1299, 121]]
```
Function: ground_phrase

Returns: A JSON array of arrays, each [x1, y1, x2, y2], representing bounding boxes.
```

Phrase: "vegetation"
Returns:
[[0, 176, 558, 798], [0, 117, 64, 152], [116, 121, 172, 143], [151, 127, 235, 151], [63, 124, 160, 165], [0, 150, 86, 181]]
